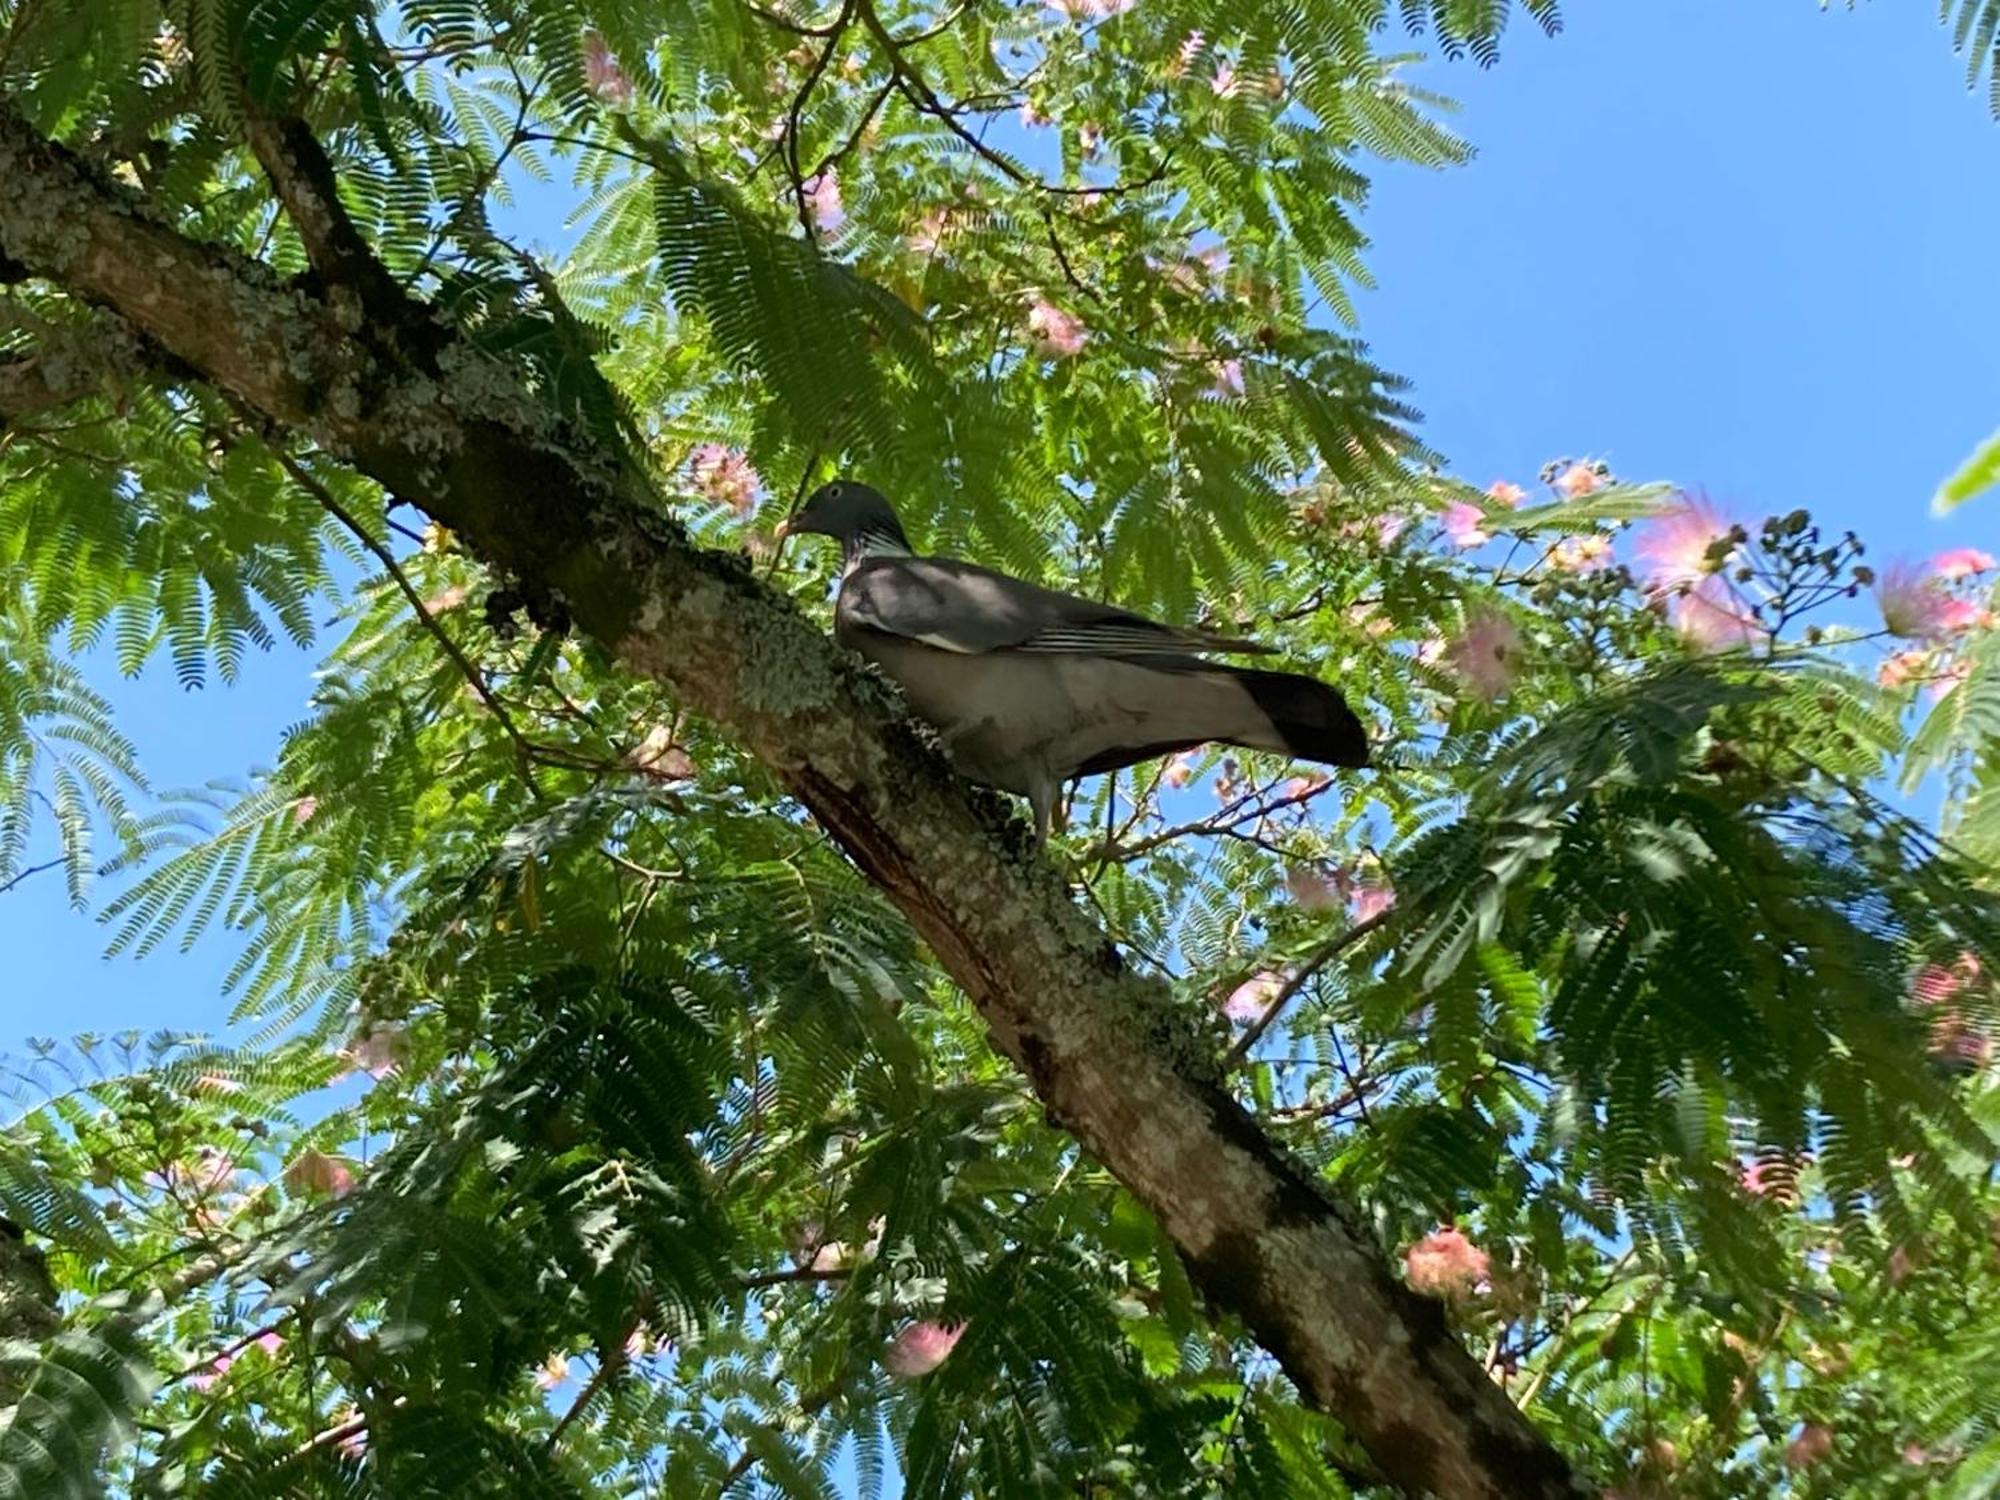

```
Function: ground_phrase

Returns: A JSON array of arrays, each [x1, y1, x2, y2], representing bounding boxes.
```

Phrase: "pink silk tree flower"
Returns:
[[1673, 575, 1762, 654], [180, 1147, 236, 1195], [1440, 501, 1490, 549], [1223, 970, 1285, 1023], [1026, 298, 1087, 357], [1550, 533, 1613, 572], [1878, 649, 1930, 689], [535, 1352, 570, 1392], [1485, 480, 1526, 507], [1555, 462, 1602, 499], [883, 1321, 964, 1377], [188, 1353, 232, 1393], [285, 1148, 356, 1199], [1739, 1158, 1799, 1200], [1160, 751, 1198, 789], [1404, 1227, 1489, 1297], [1349, 878, 1395, 924], [1927, 657, 1972, 702], [1936, 596, 1992, 634], [1934, 547, 1996, 580], [1911, 960, 1972, 1009], [1285, 866, 1343, 911], [1167, 31, 1206, 78], [1637, 493, 1732, 590], [1786, 1422, 1834, 1470], [689, 445, 761, 514], [1446, 611, 1522, 700], [801, 171, 843, 232], [582, 33, 635, 109], [340, 1022, 407, 1081], [1876, 560, 1957, 639]]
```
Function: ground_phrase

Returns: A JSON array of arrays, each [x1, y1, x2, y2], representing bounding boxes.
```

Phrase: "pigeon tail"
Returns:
[[1230, 667, 1371, 769]]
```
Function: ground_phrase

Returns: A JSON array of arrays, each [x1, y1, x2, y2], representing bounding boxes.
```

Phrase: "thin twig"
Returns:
[[0, 858, 61, 897], [807, 77, 897, 181], [545, 1316, 641, 1450], [1222, 905, 1396, 1068], [1089, 775, 1336, 864], [273, 448, 545, 796], [783, 2, 854, 241], [854, 0, 1168, 199], [720, 1382, 840, 1490]]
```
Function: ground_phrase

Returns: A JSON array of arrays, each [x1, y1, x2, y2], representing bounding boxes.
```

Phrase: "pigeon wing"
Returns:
[[838, 556, 1271, 657]]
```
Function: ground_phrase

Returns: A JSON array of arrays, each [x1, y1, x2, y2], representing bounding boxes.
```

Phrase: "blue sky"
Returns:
[[4, 1, 2000, 1478]]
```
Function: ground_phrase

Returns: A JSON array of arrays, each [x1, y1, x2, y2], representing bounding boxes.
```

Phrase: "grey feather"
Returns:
[[839, 555, 1274, 657]]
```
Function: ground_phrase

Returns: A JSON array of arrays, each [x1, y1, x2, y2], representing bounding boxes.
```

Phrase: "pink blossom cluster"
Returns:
[[801, 170, 843, 232], [1222, 969, 1285, 1024], [1445, 611, 1521, 701], [1166, 31, 1206, 78], [285, 1147, 356, 1199], [1874, 550, 1995, 640], [689, 444, 761, 514], [1739, 1157, 1799, 1202], [1026, 298, 1087, 358], [582, 33, 635, 109], [883, 1320, 964, 1376], [1549, 533, 1613, 572], [339, 1021, 408, 1082], [1878, 648, 1970, 701], [1909, 953, 1991, 1070], [1786, 1422, 1835, 1470], [1404, 1226, 1489, 1298], [189, 1330, 284, 1393], [1632, 494, 1765, 653]]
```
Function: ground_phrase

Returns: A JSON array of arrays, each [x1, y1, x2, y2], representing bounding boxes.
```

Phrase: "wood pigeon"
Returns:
[[779, 480, 1369, 839]]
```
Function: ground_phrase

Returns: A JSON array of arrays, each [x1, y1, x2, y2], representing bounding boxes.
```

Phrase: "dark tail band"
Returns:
[[1233, 668, 1371, 769]]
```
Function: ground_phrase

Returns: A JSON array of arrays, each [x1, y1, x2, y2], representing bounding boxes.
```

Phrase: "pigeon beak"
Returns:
[[773, 517, 793, 539]]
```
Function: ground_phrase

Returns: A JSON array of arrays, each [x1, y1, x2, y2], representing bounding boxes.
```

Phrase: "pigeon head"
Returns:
[[781, 480, 911, 562]]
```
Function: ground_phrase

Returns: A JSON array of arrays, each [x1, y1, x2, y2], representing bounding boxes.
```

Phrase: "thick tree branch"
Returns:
[[0, 309, 153, 430], [0, 98, 1584, 1500], [239, 104, 412, 324]]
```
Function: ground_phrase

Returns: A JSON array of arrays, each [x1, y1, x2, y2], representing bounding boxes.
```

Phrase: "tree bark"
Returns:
[[0, 99, 1585, 1499]]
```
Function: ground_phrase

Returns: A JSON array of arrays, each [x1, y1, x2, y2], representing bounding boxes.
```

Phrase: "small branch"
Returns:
[[857, 0, 1030, 185], [720, 1382, 840, 1491], [239, 105, 408, 322], [1265, 1076, 1382, 1123], [273, 448, 544, 796], [1089, 775, 1335, 864], [853, 3, 1171, 202], [807, 77, 896, 181], [1041, 210, 1103, 306], [0, 308, 159, 431], [0, 858, 61, 897], [783, 2, 853, 240], [289, 1399, 405, 1461], [1223, 905, 1395, 1068], [544, 1316, 641, 1450]]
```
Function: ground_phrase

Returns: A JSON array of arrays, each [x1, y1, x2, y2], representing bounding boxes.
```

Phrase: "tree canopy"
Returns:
[[2, 2, 2000, 1497]]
